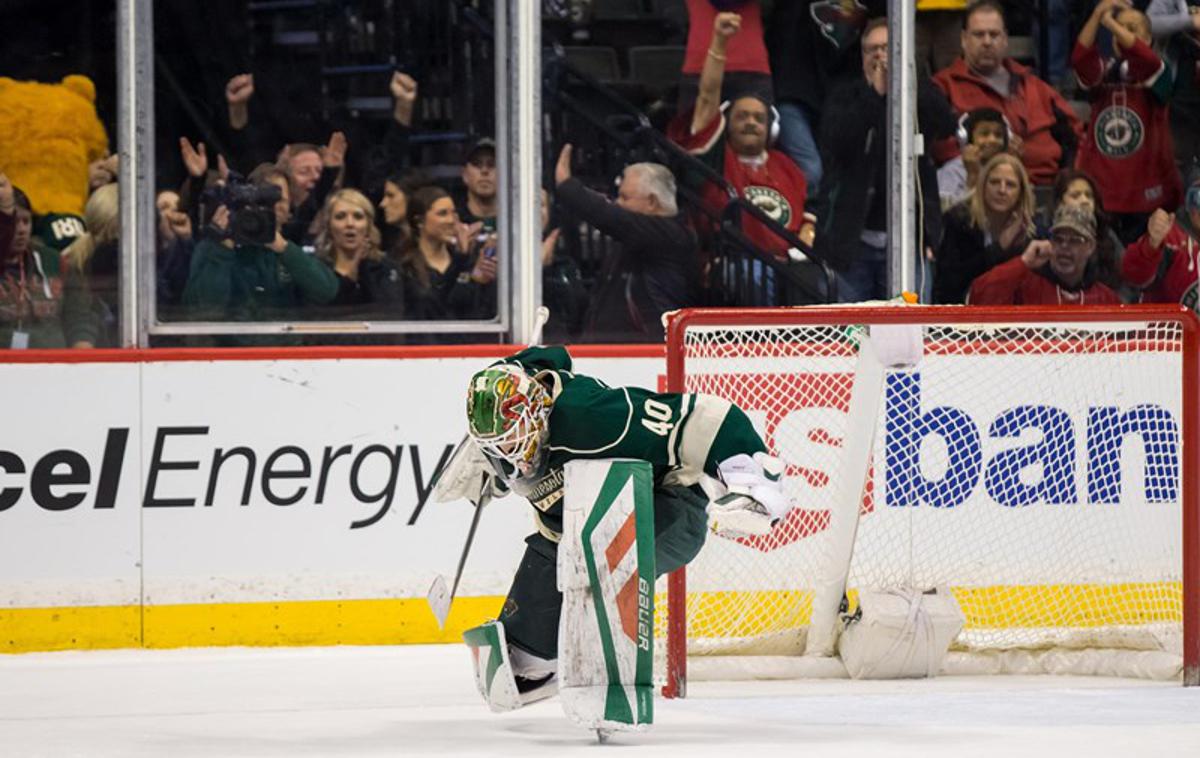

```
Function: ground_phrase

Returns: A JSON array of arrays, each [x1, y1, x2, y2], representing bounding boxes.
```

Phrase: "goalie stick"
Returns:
[[427, 305, 551, 629]]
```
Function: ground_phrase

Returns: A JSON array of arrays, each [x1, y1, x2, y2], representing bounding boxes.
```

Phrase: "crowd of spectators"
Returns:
[[660, 0, 1200, 309], [2, 0, 1200, 349]]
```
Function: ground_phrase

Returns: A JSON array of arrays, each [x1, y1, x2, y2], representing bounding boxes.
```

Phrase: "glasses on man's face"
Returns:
[[1052, 233, 1089, 249]]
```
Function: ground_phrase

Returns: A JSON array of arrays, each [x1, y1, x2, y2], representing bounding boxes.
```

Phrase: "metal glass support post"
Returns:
[[498, 0, 542, 344], [118, 0, 156, 348], [887, 2, 917, 297]]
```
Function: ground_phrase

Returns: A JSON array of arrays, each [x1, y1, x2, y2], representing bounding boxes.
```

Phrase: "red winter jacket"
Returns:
[[1073, 39, 1182, 214], [968, 255, 1120, 305], [1121, 223, 1200, 311], [932, 57, 1082, 185]]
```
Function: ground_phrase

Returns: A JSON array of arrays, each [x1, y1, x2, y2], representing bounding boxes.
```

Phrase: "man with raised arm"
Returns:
[[668, 10, 815, 260], [553, 144, 698, 343], [451, 345, 792, 712]]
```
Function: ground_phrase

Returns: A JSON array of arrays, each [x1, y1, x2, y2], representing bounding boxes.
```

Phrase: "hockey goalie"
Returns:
[[440, 345, 791, 733]]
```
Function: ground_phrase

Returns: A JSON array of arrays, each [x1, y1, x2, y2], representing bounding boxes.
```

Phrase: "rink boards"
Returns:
[[0, 346, 662, 651], [0, 343, 1185, 652]]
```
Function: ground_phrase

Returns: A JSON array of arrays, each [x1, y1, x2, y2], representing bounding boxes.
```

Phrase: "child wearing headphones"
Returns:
[[1073, 0, 1184, 244], [937, 107, 1011, 209]]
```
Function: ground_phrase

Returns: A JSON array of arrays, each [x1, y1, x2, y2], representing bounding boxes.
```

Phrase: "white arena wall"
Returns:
[[1, 337, 1189, 657], [0, 345, 664, 652]]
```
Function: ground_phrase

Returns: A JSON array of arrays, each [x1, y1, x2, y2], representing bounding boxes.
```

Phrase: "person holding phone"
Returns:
[[396, 185, 496, 332]]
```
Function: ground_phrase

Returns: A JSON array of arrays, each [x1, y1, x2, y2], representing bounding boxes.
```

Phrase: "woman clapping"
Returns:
[[315, 188, 405, 321]]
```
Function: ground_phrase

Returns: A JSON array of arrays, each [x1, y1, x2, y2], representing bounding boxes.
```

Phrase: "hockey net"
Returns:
[[657, 306, 1199, 694]]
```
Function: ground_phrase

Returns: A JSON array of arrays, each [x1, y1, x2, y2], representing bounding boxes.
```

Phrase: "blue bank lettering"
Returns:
[[882, 373, 1178, 507]]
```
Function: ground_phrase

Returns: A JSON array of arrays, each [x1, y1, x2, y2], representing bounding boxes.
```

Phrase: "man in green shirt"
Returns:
[[181, 175, 338, 345], [463, 345, 790, 703]]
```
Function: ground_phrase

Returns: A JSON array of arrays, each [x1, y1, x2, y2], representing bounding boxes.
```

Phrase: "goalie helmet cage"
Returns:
[[661, 305, 1200, 696]]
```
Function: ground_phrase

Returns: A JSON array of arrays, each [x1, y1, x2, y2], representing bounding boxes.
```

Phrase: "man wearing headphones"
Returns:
[[668, 11, 815, 266]]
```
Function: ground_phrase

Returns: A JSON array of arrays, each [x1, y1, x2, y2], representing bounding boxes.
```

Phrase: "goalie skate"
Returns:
[[463, 621, 558, 712]]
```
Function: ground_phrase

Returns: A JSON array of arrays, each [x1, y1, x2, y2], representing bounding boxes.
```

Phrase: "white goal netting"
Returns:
[[657, 309, 1193, 685]]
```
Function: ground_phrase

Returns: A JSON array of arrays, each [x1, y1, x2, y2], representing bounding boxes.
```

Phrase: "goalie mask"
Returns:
[[466, 365, 552, 479]]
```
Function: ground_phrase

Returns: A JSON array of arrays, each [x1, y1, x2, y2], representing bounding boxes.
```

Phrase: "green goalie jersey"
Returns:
[[497, 346, 766, 542]]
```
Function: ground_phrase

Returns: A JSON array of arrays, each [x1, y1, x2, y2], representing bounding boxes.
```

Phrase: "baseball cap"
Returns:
[[1050, 204, 1096, 241], [464, 137, 496, 165]]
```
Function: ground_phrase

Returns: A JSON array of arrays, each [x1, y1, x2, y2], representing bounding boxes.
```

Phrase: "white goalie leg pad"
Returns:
[[509, 645, 557, 681], [463, 621, 557, 712], [558, 459, 656, 732], [837, 588, 965, 679]]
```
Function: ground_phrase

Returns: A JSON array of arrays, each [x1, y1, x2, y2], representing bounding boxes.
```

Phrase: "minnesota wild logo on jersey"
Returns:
[[743, 185, 793, 227], [1095, 105, 1144, 158]]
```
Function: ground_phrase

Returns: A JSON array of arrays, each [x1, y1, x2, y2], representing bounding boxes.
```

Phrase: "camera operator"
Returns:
[[182, 164, 338, 345]]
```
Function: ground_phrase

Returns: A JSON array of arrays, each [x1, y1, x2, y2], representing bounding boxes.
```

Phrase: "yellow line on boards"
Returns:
[[2, 597, 506, 654], [3, 582, 1184, 653], [666, 582, 1183, 639], [952, 583, 1183, 628], [1, 605, 142, 653]]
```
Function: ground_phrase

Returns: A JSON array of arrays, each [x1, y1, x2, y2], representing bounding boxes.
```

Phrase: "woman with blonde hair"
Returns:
[[62, 182, 120, 348], [934, 152, 1037, 303], [315, 188, 404, 318]]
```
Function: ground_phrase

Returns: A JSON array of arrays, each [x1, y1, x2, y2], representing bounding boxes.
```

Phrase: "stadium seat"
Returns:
[[628, 46, 685, 93], [563, 46, 622, 82], [592, 0, 645, 21]]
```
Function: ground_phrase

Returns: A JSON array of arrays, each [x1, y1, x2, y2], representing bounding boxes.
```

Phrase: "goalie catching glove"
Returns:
[[430, 436, 509, 507], [706, 452, 790, 539]]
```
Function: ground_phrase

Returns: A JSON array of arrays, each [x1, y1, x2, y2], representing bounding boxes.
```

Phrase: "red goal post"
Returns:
[[662, 305, 1200, 696]]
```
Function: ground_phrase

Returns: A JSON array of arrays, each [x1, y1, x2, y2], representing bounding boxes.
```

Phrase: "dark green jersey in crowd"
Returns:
[[496, 345, 766, 542]]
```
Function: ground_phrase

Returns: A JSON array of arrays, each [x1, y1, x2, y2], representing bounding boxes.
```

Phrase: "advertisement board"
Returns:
[[0, 347, 663, 650]]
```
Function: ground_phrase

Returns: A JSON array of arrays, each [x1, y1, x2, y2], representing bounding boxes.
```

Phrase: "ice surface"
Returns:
[[2, 644, 1198, 757]]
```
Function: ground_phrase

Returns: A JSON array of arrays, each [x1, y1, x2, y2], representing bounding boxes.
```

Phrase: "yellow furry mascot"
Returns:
[[0, 75, 110, 248]]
